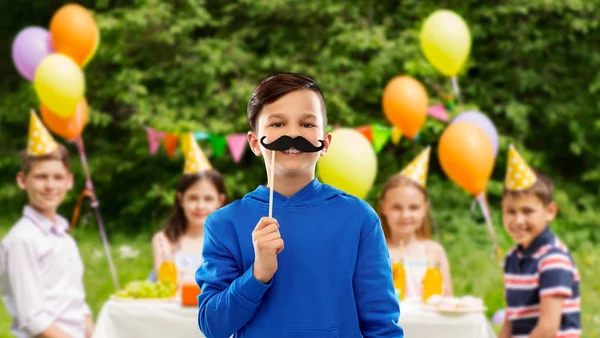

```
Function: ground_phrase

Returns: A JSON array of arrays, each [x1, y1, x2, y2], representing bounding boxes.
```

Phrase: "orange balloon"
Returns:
[[50, 4, 99, 67], [438, 121, 495, 195], [41, 98, 88, 140], [382, 76, 428, 139]]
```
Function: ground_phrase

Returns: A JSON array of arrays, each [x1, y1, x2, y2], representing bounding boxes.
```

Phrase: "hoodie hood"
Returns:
[[244, 178, 343, 209]]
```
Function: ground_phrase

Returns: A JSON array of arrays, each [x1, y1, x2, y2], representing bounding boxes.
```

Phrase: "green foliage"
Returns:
[[0, 0, 598, 243]]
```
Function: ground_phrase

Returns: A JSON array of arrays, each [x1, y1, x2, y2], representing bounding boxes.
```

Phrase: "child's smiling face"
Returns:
[[248, 89, 331, 175], [501, 193, 557, 248]]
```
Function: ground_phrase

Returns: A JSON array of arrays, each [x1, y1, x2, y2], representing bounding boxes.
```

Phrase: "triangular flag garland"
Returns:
[[142, 102, 450, 163], [391, 127, 402, 145], [371, 124, 391, 153], [356, 125, 373, 143], [226, 133, 247, 163], [208, 134, 227, 159], [427, 104, 449, 122], [163, 133, 179, 158], [145, 127, 165, 155]]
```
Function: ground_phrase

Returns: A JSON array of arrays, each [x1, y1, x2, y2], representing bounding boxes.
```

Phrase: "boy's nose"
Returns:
[[515, 213, 526, 225], [285, 126, 301, 138]]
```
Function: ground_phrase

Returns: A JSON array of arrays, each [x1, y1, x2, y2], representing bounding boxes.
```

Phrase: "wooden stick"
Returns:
[[269, 150, 275, 218]]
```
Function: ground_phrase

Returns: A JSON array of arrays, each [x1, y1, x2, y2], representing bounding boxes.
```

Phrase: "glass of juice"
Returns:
[[392, 262, 406, 301]]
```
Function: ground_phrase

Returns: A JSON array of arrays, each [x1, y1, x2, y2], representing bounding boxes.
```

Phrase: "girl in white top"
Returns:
[[377, 148, 453, 301], [152, 168, 228, 285]]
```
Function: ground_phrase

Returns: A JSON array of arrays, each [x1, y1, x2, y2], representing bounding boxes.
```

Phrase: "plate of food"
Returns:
[[422, 295, 487, 314], [109, 280, 178, 302]]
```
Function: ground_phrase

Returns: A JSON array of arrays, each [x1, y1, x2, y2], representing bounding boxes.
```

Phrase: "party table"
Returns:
[[93, 298, 496, 338]]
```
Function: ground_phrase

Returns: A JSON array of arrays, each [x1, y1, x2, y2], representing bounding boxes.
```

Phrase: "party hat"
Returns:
[[505, 144, 537, 191], [182, 133, 212, 174], [399, 146, 431, 187], [28, 110, 59, 156]]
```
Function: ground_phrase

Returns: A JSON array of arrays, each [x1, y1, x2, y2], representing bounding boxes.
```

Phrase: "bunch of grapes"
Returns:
[[113, 279, 177, 299]]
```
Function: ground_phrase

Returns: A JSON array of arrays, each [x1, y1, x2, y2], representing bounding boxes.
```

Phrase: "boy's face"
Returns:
[[17, 160, 73, 215], [501, 193, 557, 248], [248, 89, 332, 175]]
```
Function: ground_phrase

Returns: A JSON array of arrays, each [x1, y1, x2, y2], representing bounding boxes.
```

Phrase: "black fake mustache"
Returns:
[[260, 136, 324, 152]]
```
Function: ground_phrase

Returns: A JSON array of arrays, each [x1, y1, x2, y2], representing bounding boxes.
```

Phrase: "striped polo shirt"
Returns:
[[504, 227, 581, 338]]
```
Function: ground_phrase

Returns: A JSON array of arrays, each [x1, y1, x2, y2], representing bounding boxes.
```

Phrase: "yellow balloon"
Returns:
[[420, 10, 471, 77], [34, 53, 85, 118], [317, 128, 377, 199]]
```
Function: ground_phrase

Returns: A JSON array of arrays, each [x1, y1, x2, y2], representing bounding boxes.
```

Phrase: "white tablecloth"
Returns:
[[93, 299, 496, 338]]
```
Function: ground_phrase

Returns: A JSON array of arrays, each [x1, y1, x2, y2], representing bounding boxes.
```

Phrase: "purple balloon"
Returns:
[[452, 111, 499, 157], [11, 27, 55, 81], [492, 308, 505, 325]]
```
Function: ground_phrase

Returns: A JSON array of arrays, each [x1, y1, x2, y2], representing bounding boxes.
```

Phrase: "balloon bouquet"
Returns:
[[376, 9, 500, 260], [12, 5, 120, 289], [419, 10, 501, 260]]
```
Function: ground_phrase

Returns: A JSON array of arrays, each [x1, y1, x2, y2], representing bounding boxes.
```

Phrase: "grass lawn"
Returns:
[[1, 219, 599, 337]]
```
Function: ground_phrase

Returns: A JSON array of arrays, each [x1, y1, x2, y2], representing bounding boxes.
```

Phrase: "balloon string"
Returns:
[[70, 137, 120, 290], [451, 76, 462, 105], [476, 193, 502, 263]]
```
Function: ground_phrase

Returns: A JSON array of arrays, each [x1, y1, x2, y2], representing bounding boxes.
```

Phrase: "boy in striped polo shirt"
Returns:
[[499, 145, 580, 338]]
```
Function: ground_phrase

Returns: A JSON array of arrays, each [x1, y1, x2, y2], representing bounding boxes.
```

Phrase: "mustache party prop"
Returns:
[[260, 135, 324, 152]]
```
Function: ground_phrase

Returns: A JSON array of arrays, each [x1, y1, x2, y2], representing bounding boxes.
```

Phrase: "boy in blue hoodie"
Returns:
[[195, 73, 403, 338]]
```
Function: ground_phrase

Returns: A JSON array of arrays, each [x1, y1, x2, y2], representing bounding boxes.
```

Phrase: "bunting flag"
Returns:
[[390, 127, 402, 145], [227, 133, 247, 163], [356, 125, 373, 143], [163, 133, 179, 158], [371, 124, 391, 153], [427, 104, 449, 122], [193, 131, 210, 141], [208, 134, 227, 159], [145, 127, 165, 155]]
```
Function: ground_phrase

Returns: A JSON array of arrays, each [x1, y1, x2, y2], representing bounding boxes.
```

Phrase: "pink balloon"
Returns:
[[12, 27, 55, 81]]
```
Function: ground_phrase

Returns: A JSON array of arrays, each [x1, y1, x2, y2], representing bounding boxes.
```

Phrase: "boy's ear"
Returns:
[[545, 201, 558, 223], [16, 172, 26, 190], [247, 131, 262, 157], [319, 132, 333, 157]]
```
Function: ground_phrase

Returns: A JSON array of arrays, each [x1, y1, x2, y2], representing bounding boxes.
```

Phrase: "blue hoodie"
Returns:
[[195, 179, 403, 338]]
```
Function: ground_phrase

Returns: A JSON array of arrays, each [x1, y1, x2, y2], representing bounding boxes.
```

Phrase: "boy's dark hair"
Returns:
[[20, 144, 71, 174], [163, 170, 229, 244], [503, 168, 554, 205], [246, 73, 328, 131]]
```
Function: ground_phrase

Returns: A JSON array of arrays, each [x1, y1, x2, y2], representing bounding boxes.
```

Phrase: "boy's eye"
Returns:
[[302, 123, 316, 128], [270, 122, 283, 127]]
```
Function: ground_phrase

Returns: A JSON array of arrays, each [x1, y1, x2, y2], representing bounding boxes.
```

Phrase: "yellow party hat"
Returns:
[[28, 110, 59, 156], [182, 133, 212, 174], [505, 145, 537, 191], [399, 146, 431, 187]]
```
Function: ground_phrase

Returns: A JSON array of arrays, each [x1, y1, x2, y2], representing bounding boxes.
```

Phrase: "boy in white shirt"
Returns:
[[0, 112, 94, 338]]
